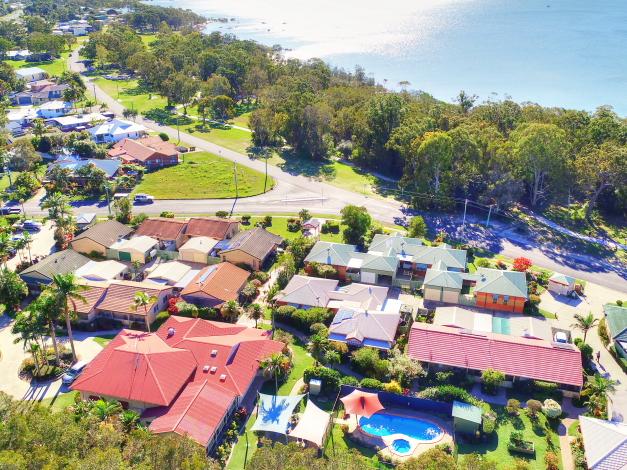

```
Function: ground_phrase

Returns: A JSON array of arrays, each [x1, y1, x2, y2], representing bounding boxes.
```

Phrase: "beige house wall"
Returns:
[[71, 238, 106, 256], [179, 249, 208, 264], [221, 249, 260, 270]]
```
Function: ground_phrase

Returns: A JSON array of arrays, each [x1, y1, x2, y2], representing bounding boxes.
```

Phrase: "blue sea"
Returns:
[[151, 0, 627, 114]]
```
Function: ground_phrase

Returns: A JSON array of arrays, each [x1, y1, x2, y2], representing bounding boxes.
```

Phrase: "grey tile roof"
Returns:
[[474, 268, 528, 299], [72, 220, 133, 249], [221, 227, 282, 260], [304, 241, 357, 267], [21, 249, 90, 282], [579, 416, 627, 470]]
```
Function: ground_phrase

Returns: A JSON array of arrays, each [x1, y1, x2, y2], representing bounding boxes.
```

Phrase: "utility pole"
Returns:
[[176, 116, 180, 143], [233, 162, 238, 199], [462, 198, 468, 230], [104, 183, 112, 216], [93, 83, 97, 105], [486, 204, 493, 228], [263, 155, 268, 192]]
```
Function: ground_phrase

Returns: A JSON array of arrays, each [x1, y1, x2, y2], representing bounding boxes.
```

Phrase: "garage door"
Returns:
[[118, 251, 132, 261], [360, 271, 376, 284]]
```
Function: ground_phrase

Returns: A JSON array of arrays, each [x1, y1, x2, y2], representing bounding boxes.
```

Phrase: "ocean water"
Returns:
[[151, 0, 627, 114]]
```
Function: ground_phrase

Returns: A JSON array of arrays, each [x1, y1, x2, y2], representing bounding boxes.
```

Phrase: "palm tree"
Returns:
[[247, 303, 263, 328], [260, 352, 289, 393], [308, 333, 330, 366], [12, 235, 26, 264], [41, 192, 72, 226], [220, 300, 241, 323], [32, 118, 46, 138], [90, 399, 122, 421], [582, 374, 618, 417], [120, 409, 140, 432], [47, 273, 88, 362], [131, 291, 158, 333], [12, 310, 47, 375], [29, 292, 62, 364], [0, 232, 13, 268], [21, 231, 33, 264], [571, 312, 599, 342]]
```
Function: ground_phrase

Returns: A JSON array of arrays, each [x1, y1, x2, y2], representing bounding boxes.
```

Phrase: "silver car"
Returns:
[[61, 361, 88, 385]]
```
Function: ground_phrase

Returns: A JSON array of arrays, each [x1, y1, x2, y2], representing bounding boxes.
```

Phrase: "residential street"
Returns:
[[45, 49, 627, 294]]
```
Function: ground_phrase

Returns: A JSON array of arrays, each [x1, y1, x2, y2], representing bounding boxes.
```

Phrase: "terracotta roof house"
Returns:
[[95, 281, 173, 329], [71, 220, 133, 256], [72, 316, 284, 450], [180, 262, 250, 308], [579, 416, 627, 470], [407, 322, 583, 392], [218, 227, 282, 271], [73, 281, 108, 324], [473, 268, 528, 313], [184, 217, 240, 241], [19, 250, 90, 291], [328, 307, 402, 350], [108, 136, 179, 169], [604, 304, 627, 359], [135, 218, 187, 250]]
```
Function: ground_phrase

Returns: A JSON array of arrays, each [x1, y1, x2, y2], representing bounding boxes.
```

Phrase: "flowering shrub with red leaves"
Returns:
[[512, 257, 533, 272]]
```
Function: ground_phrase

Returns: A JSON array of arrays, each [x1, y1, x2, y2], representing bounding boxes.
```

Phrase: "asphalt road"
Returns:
[[36, 50, 624, 293]]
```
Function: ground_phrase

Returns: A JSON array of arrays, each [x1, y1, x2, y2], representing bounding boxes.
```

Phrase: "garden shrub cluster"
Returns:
[[417, 385, 484, 407], [303, 366, 342, 393], [350, 347, 389, 381], [274, 305, 333, 333], [321, 220, 340, 234]]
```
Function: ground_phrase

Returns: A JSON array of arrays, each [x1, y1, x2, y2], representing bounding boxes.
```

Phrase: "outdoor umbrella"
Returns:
[[340, 389, 384, 418]]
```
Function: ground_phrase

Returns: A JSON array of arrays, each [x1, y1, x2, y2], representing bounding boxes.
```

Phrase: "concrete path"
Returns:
[[6, 220, 56, 271]]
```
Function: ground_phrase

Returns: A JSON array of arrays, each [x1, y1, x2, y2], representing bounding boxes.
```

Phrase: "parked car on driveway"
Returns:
[[62, 361, 88, 385], [0, 207, 21, 215], [19, 220, 42, 232], [134, 193, 154, 204]]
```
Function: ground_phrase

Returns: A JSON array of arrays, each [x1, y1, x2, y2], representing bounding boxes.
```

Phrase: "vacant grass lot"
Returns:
[[93, 77, 167, 114], [457, 406, 562, 469], [183, 122, 252, 154], [7, 50, 71, 77], [132, 151, 274, 199], [242, 216, 345, 243]]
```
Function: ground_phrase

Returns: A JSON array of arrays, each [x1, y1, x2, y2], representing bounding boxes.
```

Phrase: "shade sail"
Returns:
[[340, 389, 384, 418], [251, 393, 304, 435], [289, 399, 331, 447]]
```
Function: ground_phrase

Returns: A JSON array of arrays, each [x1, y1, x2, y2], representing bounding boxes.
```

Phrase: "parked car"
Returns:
[[20, 220, 42, 232], [134, 193, 154, 204], [0, 207, 21, 215], [61, 361, 88, 385]]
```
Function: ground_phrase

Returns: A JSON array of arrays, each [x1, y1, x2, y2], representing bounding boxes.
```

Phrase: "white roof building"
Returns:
[[76, 260, 128, 282], [15, 67, 48, 82], [579, 416, 627, 470], [146, 261, 193, 286], [89, 118, 147, 143]]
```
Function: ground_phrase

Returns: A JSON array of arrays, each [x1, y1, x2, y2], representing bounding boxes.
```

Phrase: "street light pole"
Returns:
[[233, 162, 239, 199], [462, 198, 468, 230], [486, 204, 493, 228], [104, 184, 111, 216]]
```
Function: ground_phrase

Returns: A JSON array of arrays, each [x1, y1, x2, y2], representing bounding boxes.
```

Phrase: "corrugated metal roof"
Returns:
[[580, 416, 627, 470], [20, 249, 90, 281], [221, 227, 282, 260]]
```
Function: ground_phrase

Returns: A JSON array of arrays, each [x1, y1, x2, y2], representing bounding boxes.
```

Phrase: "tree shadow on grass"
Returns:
[[142, 108, 193, 126]]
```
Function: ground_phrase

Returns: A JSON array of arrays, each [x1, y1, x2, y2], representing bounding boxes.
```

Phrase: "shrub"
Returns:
[[250, 271, 270, 283], [512, 257, 533, 272], [273, 329, 293, 347], [159, 211, 175, 218], [545, 451, 559, 470], [506, 399, 521, 415], [528, 294, 541, 306], [617, 300, 623, 306], [435, 370, 455, 383], [418, 385, 483, 407], [177, 302, 199, 318], [215, 210, 229, 218], [153, 311, 171, 330], [350, 348, 389, 380], [542, 399, 562, 419], [481, 368, 505, 395], [475, 258, 491, 268], [240, 282, 259, 303], [322, 220, 340, 234], [287, 218, 301, 232], [158, 132, 169, 141], [526, 399, 543, 417], [384, 380, 402, 394], [360, 378, 384, 390], [482, 411, 497, 434], [598, 318, 610, 346], [274, 306, 333, 333], [309, 323, 327, 335], [241, 214, 251, 225], [329, 341, 349, 356], [303, 366, 341, 393], [576, 340, 593, 359], [261, 215, 272, 227], [340, 376, 360, 387]]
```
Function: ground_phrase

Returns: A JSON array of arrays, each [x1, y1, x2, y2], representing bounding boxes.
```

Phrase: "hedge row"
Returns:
[[274, 306, 334, 333]]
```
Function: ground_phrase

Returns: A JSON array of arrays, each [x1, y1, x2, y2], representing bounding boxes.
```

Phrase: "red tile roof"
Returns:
[[135, 218, 187, 241], [97, 281, 169, 315], [185, 217, 238, 240], [75, 283, 108, 314], [180, 262, 249, 304], [73, 316, 285, 446], [147, 380, 236, 447], [71, 330, 198, 406], [407, 322, 583, 387], [109, 136, 178, 162]]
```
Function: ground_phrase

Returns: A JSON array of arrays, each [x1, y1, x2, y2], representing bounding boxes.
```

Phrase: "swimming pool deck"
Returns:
[[338, 407, 454, 462]]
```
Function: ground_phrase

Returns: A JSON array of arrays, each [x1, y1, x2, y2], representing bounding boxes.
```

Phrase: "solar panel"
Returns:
[[197, 265, 218, 284]]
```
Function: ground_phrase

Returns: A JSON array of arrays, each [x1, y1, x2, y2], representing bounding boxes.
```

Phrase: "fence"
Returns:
[[338, 385, 453, 416]]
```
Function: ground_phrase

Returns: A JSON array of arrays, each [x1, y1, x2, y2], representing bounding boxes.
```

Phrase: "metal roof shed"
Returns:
[[452, 400, 482, 435]]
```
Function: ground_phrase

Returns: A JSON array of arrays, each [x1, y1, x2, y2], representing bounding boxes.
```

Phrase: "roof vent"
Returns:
[[167, 327, 175, 337], [211, 349, 218, 357], [210, 366, 217, 374], [219, 374, 227, 382], [202, 365, 210, 373]]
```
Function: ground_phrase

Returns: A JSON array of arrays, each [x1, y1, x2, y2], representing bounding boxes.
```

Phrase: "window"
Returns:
[[492, 294, 499, 303], [503, 295, 510, 305]]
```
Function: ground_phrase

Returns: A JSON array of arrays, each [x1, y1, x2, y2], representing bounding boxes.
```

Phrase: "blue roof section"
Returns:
[[362, 338, 392, 350], [329, 333, 347, 342], [213, 239, 233, 251]]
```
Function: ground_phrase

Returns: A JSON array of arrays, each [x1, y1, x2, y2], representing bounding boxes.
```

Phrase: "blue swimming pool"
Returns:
[[392, 438, 412, 454], [359, 413, 443, 441]]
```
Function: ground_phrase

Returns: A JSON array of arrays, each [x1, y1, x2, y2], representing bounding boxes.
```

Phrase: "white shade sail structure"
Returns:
[[289, 399, 331, 448], [251, 394, 304, 435]]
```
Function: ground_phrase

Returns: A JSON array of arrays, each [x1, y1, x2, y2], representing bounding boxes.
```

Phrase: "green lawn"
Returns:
[[39, 391, 78, 412], [230, 112, 251, 129], [132, 151, 274, 199], [227, 340, 314, 469], [140, 34, 158, 46], [325, 424, 384, 468], [183, 121, 253, 154], [242, 216, 345, 243], [7, 50, 71, 77], [456, 406, 562, 470], [92, 77, 168, 114], [568, 420, 580, 437], [93, 334, 116, 348]]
